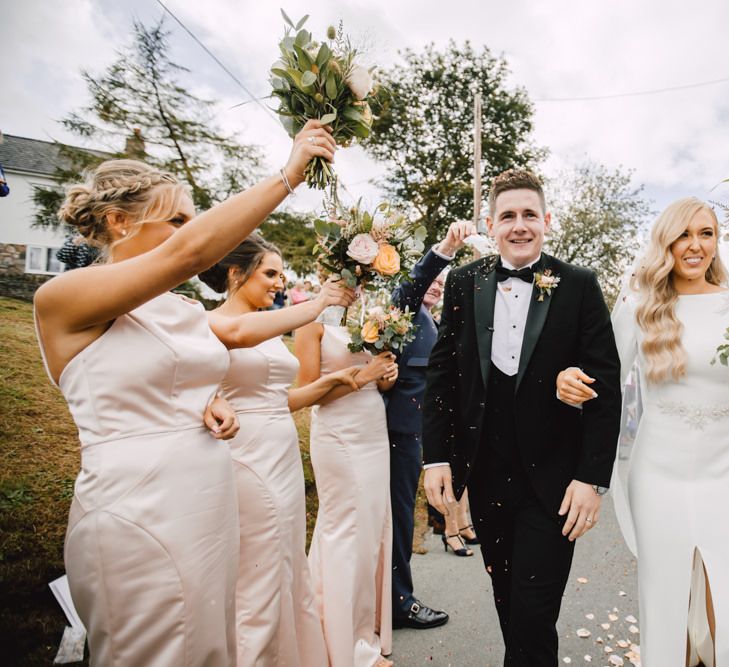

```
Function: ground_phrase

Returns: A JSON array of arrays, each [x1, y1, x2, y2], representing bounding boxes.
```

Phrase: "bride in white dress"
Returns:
[[558, 197, 729, 666]]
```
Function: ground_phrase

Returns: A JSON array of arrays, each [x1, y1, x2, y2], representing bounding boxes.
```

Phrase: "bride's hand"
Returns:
[[315, 277, 356, 311], [556, 367, 597, 405]]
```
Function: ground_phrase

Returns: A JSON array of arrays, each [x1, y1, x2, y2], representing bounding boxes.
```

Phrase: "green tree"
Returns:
[[364, 41, 545, 242], [259, 211, 318, 277], [544, 162, 653, 307], [34, 19, 262, 227]]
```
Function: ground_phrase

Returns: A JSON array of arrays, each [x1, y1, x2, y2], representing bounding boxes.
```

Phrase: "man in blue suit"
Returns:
[[388, 220, 476, 629]]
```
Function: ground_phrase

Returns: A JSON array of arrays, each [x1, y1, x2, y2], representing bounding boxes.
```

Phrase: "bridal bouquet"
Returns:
[[270, 11, 378, 189], [348, 305, 417, 354], [313, 201, 427, 289]]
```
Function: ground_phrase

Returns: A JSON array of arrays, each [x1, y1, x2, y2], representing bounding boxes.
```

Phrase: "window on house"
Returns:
[[26, 246, 65, 275]]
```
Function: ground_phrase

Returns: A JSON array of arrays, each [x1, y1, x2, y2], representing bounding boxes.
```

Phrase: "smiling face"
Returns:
[[236, 251, 285, 310], [423, 272, 446, 310], [669, 209, 718, 287], [486, 188, 551, 268]]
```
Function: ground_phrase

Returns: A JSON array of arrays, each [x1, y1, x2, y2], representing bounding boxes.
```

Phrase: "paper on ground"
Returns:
[[49, 575, 87, 663], [49, 575, 85, 631]]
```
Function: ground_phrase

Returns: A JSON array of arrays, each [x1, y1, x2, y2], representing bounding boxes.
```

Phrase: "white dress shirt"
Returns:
[[424, 254, 540, 470]]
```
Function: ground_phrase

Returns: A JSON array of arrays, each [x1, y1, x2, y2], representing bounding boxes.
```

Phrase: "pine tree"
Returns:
[[34, 19, 262, 228]]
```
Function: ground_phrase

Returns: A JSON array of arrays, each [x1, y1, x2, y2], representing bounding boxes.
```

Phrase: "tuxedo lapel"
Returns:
[[474, 256, 498, 391], [516, 253, 554, 392]]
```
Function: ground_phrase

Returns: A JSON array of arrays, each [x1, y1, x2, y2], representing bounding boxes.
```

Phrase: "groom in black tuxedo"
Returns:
[[423, 169, 621, 665]]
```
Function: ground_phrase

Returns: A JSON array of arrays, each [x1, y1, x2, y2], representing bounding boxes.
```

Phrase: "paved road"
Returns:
[[390, 500, 640, 666]]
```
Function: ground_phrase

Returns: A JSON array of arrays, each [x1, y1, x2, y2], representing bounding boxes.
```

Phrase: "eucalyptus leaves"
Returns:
[[270, 10, 378, 189], [313, 201, 427, 290]]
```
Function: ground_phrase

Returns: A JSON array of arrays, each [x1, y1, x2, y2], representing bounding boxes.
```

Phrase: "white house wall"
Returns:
[[0, 170, 66, 246]]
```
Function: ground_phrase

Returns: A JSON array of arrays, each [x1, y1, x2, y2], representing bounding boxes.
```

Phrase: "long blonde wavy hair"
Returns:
[[634, 197, 729, 384]]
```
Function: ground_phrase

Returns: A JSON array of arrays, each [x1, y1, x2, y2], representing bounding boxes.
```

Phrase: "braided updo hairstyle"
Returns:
[[198, 233, 281, 294], [58, 159, 186, 250]]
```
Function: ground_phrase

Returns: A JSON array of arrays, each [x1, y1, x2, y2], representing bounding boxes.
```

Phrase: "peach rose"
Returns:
[[372, 244, 401, 275], [361, 319, 380, 344]]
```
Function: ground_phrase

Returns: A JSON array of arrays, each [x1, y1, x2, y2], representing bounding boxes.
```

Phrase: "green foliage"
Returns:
[[270, 14, 378, 188], [544, 162, 653, 307], [364, 41, 545, 243], [711, 327, 729, 366], [34, 19, 262, 228], [259, 210, 319, 277]]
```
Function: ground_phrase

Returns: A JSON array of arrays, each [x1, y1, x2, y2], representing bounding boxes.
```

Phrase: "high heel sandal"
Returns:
[[442, 534, 473, 557], [458, 524, 480, 545]]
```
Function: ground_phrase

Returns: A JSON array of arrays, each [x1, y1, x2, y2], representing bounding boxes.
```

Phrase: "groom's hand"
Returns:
[[558, 480, 602, 541], [424, 465, 455, 516]]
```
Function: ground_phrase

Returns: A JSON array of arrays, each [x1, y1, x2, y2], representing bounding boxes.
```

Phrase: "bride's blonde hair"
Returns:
[[634, 197, 728, 384]]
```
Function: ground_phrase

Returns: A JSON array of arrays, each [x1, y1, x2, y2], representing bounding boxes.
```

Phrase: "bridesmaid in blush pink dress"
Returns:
[[32, 122, 334, 666], [295, 312, 399, 667], [201, 234, 360, 666]]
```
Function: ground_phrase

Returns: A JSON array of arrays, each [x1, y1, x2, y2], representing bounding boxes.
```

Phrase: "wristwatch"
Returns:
[[592, 485, 609, 496]]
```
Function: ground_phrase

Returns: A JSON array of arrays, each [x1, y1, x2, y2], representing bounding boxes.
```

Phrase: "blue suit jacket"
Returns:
[[385, 249, 451, 436]]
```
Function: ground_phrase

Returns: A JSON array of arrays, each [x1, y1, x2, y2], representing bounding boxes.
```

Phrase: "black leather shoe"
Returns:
[[393, 600, 449, 630]]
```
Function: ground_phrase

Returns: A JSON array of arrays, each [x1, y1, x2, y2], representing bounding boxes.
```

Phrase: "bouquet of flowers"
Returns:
[[348, 305, 417, 354], [270, 11, 379, 189], [313, 200, 427, 289]]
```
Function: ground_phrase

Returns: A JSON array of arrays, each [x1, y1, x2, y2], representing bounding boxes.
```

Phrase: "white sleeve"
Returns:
[[423, 462, 450, 470], [609, 293, 640, 557]]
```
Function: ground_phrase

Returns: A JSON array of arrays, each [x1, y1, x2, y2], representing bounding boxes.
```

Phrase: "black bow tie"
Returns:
[[494, 264, 535, 283]]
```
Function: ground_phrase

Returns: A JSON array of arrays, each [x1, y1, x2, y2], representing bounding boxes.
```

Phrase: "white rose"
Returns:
[[346, 65, 373, 100], [346, 233, 379, 264]]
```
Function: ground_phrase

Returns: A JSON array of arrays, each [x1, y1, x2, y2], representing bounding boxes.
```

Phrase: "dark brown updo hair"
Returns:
[[58, 159, 185, 250], [198, 232, 282, 294]]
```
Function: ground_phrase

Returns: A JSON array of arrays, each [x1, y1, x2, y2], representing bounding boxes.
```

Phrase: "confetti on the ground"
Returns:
[[608, 655, 625, 666], [585, 613, 595, 620], [576, 628, 591, 638], [596, 636, 604, 644], [601, 623, 611, 630], [624, 615, 637, 623], [608, 633, 615, 640], [628, 625, 640, 634], [577, 577, 589, 584], [562, 657, 572, 664], [608, 613, 619, 621], [618, 591, 627, 596], [604, 645, 614, 653], [583, 656, 592, 663], [617, 639, 629, 648]]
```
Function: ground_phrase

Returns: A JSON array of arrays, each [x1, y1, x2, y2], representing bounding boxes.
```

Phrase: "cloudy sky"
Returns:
[[3, 0, 729, 216]]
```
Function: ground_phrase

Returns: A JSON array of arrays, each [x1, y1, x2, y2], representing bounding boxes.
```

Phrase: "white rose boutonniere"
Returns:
[[534, 269, 560, 302]]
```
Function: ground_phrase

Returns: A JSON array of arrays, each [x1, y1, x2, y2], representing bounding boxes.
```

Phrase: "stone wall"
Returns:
[[0, 243, 52, 301]]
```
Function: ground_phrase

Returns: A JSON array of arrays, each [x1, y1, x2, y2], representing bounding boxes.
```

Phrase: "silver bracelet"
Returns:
[[279, 168, 295, 196]]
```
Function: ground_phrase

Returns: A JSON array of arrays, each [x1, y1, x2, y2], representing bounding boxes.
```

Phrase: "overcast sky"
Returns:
[[3, 0, 729, 217]]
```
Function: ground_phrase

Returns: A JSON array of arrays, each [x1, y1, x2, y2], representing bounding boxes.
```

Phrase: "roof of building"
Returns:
[[0, 134, 110, 177]]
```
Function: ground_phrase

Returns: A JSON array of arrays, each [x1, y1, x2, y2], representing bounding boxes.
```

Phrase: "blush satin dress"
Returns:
[[219, 336, 328, 666], [36, 293, 240, 666], [308, 323, 393, 667]]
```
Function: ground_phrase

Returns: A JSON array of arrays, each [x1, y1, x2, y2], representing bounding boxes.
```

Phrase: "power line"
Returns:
[[534, 76, 729, 102], [153, 0, 280, 125], [152, 0, 359, 200]]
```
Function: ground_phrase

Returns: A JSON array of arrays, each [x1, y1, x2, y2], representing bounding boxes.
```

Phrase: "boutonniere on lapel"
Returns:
[[533, 269, 561, 302]]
